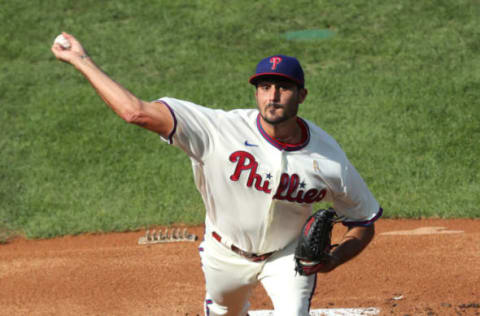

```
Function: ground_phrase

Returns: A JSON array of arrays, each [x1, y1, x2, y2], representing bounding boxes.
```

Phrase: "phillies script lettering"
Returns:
[[229, 151, 326, 204]]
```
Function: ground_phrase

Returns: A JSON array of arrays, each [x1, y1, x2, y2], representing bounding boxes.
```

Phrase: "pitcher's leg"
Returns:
[[259, 242, 317, 316], [203, 275, 254, 316], [199, 238, 260, 316]]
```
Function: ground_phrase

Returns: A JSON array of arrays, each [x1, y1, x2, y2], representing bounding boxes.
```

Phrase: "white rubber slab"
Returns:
[[249, 307, 380, 315]]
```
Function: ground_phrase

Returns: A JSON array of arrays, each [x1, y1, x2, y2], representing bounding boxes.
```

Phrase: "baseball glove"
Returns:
[[294, 208, 339, 275]]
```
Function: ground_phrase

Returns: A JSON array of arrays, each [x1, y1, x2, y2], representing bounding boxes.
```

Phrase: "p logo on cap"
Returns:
[[249, 54, 305, 87], [269, 56, 282, 70]]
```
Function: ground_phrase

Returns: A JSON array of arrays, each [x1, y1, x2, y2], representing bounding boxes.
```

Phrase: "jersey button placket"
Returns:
[[258, 149, 286, 252]]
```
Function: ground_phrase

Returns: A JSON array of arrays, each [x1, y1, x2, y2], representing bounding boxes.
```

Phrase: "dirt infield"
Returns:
[[1, 219, 479, 315]]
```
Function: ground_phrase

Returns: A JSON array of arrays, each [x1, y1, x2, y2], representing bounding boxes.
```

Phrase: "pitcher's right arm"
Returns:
[[51, 32, 174, 138]]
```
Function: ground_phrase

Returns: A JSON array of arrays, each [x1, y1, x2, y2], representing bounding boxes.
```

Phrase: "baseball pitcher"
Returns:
[[51, 32, 382, 316]]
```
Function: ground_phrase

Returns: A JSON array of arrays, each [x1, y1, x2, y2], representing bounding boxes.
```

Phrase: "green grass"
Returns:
[[1, 0, 479, 239]]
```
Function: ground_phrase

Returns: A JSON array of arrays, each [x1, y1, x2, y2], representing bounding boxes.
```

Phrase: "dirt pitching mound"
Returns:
[[1, 219, 479, 315]]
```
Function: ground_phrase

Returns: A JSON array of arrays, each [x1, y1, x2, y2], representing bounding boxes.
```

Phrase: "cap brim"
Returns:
[[249, 73, 303, 87]]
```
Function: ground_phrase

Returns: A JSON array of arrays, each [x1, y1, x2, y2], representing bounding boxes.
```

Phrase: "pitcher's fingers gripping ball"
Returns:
[[53, 34, 71, 49], [51, 32, 89, 64], [294, 208, 339, 275]]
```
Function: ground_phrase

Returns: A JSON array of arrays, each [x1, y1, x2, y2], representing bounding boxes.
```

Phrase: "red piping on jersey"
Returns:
[[342, 207, 383, 227], [256, 114, 310, 151]]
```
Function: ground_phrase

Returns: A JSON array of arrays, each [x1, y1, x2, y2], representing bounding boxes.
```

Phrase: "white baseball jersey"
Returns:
[[158, 97, 381, 254]]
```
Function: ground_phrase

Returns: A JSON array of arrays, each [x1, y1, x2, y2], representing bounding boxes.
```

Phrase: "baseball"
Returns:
[[54, 34, 71, 49]]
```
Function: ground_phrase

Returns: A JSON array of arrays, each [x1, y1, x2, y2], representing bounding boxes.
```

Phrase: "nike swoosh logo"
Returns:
[[244, 140, 258, 147]]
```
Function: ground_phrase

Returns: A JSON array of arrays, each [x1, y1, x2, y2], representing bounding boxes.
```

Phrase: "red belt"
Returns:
[[212, 232, 274, 262]]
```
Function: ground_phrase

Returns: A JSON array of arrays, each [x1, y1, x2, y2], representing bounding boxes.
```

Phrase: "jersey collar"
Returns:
[[256, 114, 310, 151]]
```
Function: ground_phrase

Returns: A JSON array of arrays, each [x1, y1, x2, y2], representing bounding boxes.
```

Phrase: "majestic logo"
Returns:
[[269, 56, 282, 70], [229, 151, 326, 204]]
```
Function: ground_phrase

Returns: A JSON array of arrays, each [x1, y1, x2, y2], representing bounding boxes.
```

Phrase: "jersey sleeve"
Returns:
[[156, 97, 218, 162], [331, 159, 382, 227]]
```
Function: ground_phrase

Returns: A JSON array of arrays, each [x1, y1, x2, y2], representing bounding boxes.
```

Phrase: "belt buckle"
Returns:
[[238, 247, 271, 262], [250, 254, 268, 262]]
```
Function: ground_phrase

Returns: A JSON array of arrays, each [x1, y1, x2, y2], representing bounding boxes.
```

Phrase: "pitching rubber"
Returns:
[[249, 307, 379, 316]]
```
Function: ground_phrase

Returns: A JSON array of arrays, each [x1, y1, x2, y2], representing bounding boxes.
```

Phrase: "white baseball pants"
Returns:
[[199, 233, 317, 316]]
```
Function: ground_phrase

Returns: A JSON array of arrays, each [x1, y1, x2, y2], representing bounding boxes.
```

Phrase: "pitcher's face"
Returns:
[[255, 79, 307, 125]]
